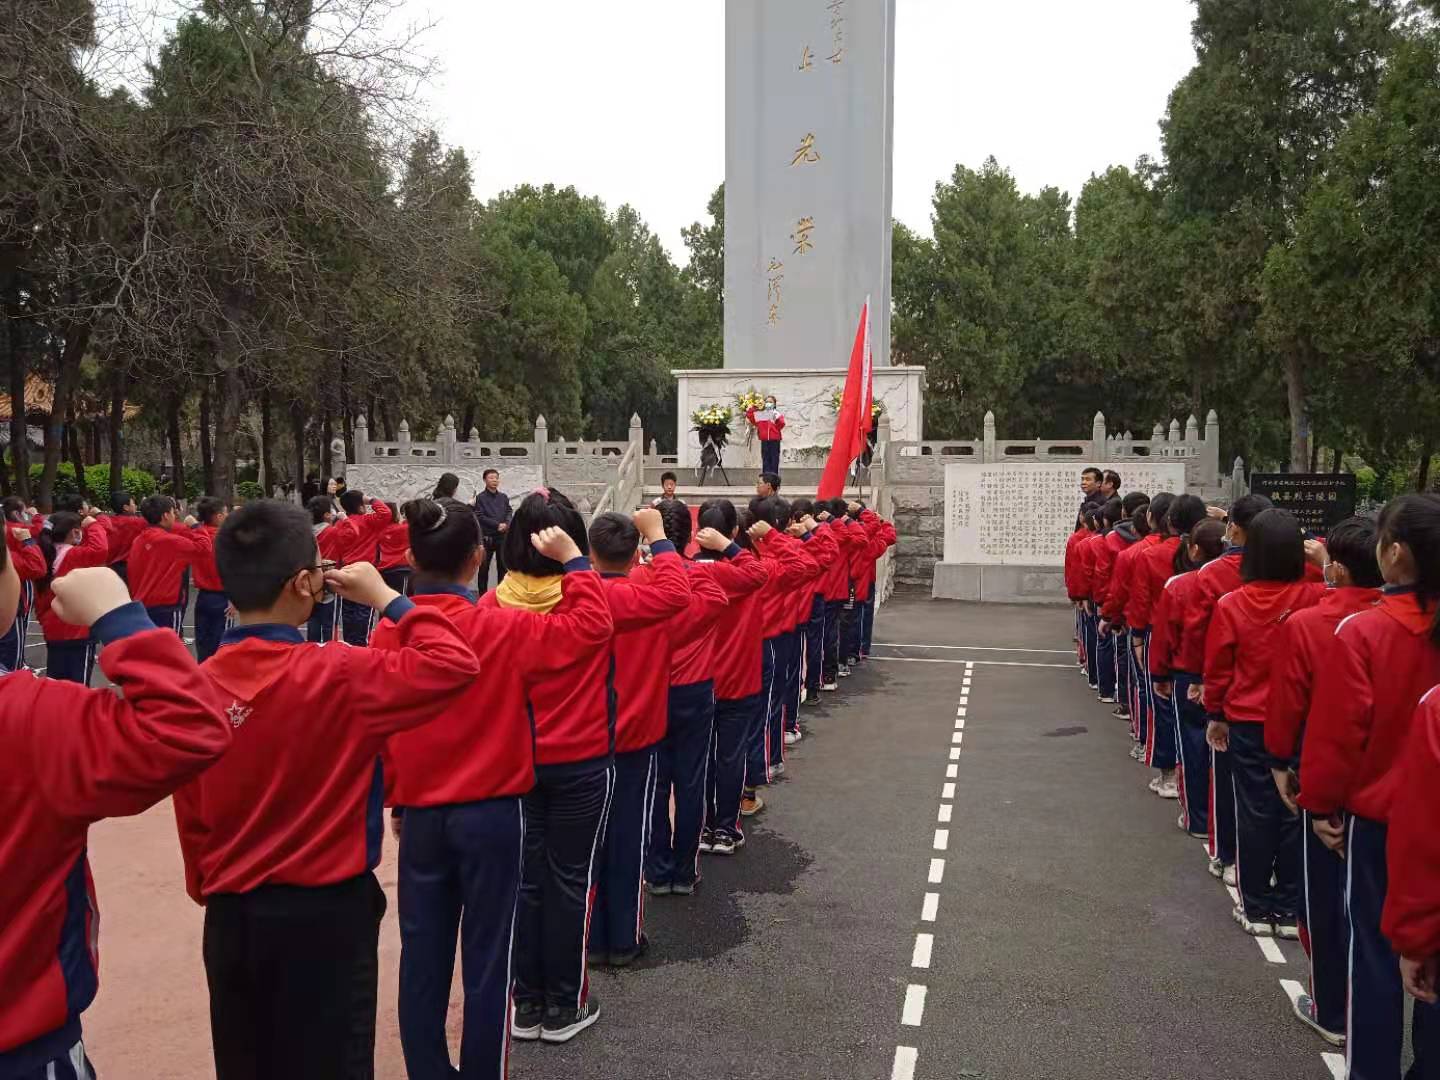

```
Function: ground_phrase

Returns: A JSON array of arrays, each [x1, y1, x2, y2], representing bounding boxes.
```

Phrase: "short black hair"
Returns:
[[1082, 467, 1102, 484], [1240, 509, 1305, 583], [140, 495, 175, 526], [825, 497, 848, 519], [1103, 470, 1122, 491], [660, 471, 677, 486], [1100, 497, 1124, 528], [1229, 494, 1275, 531], [656, 498, 692, 551], [503, 488, 588, 575], [195, 496, 226, 525], [750, 495, 788, 530], [54, 494, 86, 515], [2, 496, 25, 522], [758, 472, 781, 492], [110, 490, 133, 514], [1377, 494, 1440, 645], [482, 468, 499, 481], [403, 497, 479, 578], [306, 495, 334, 525], [1168, 494, 1209, 537], [1325, 516, 1382, 589], [339, 489, 365, 516], [698, 498, 737, 536], [432, 472, 460, 500], [1121, 492, 1150, 519], [217, 500, 318, 612], [588, 512, 640, 568], [789, 497, 814, 522]]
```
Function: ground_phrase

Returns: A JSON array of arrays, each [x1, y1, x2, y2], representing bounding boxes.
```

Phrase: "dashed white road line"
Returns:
[[901, 984, 927, 1026], [937, 804, 953, 823], [942, 782, 956, 799], [1322, 1053, 1346, 1079], [868, 655, 1075, 669], [891, 1046, 919, 1080], [874, 641, 1072, 654], [912, 933, 934, 969], [921, 892, 939, 921], [946, 764, 958, 778], [1256, 937, 1286, 964], [933, 829, 949, 851], [928, 859, 945, 884]]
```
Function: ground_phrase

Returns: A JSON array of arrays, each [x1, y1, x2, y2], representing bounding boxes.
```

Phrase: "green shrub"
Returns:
[[236, 481, 265, 501], [28, 463, 158, 502]]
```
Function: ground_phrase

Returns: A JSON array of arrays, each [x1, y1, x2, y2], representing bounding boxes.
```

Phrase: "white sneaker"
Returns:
[[783, 730, 801, 746], [1291, 992, 1345, 1047], [1098, 694, 1117, 704], [1129, 744, 1144, 761], [800, 687, 808, 704], [1223, 865, 1237, 888], [1147, 775, 1162, 793], [822, 681, 838, 691], [1274, 921, 1300, 940], [1207, 856, 1224, 879], [1156, 780, 1179, 800], [1232, 904, 1275, 937]]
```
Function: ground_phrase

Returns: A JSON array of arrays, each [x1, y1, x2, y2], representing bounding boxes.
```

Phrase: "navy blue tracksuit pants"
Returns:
[[649, 681, 714, 888], [1172, 674, 1210, 836], [1230, 721, 1299, 922], [1114, 627, 1133, 720], [1346, 815, 1440, 1080], [515, 763, 612, 1014], [1096, 623, 1117, 699], [710, 694, 758, 837], [1211, 743, 1237, 867], [822, 599, 844, 683], [760, 438, 781, 477], [195, 589, 230, 663], [804, 595, 824, 692], [45, 640, 94, 685], [306, 597, 340, 643], [146, 603, 184, 638], [1141, 634, 1176, 769], [1083, 610, 1100, 687], [752, 640, 780, 784], [841, 592, 861, 662], [859, 595, 876, 655], [340, 596, 374, 646], [1301, 810, 1346, 1037], [398, 797, 523, 1080], [764, 635, 790, 760], [780, 630, 801, 735], [593, 747, 658, 959]]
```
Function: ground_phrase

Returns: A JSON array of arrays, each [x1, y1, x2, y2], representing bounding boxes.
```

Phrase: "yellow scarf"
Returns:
[[495, 571, 564, 613]]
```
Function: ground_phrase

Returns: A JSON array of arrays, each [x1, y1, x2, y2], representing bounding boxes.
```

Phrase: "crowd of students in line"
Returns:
[[1065, 465, 1440, 1079], [0, 470, 895, 1080]]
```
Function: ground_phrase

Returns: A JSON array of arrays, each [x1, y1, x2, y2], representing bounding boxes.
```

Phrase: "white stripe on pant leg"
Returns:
[[1172, 693, 1188, 823], [636, 753, 657, 941], [693, 693, 714, 880], [576, 766, 615, 1011], [71, 1039, 92, 1080], [501, 802, 524, 1078], [762, 642, 777, 772], [1345, 815, 1356, 1076]]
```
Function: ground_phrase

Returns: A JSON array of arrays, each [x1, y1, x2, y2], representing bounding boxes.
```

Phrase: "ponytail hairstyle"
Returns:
[[1100, 497, 1124, 530], [1132, 509, 1152, 538], [1167, 494, 1208, 539], [734, 508, 757, 552], [1176, 517, 1227, 573], [789, 497, 815, 524], [1147, 493, 1175, 534], [402, 498, 480, 580], [503, 487, 588, 575], [1376, 494, 1440, 644], [656, 497, 692, 551], [698, 498, 738, 537], [432, 472, 460, 500], [750, 495, 788, 530], [1121, 492, 1150, 521], [38, 511, 83, 588], [1240, 509, 1306, 584]]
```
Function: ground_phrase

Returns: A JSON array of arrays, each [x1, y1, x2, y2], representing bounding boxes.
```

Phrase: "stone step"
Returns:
[[641, 484, 868, 503], [643, 465, 830, 485]]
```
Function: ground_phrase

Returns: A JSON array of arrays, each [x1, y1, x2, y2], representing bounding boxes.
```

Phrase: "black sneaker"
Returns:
[[709, 833, 737, 856], [608, 934, 649, 968], [511, 1000, 544, 1041], [540, 997, 601, 1043], [698, 828, 715, 853]]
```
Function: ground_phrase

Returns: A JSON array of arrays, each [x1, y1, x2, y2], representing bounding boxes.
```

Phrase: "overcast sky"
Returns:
[[389, 1, 1206, 259]]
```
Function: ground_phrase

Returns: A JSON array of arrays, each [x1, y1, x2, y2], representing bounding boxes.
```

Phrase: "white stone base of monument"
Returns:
[[930, 563, 1069, 605], [671, 366, 924, 470]]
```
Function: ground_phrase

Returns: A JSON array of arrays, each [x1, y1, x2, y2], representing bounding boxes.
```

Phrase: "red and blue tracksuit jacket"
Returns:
[[604, 542, 692, 753], [126, 524, 208, 608], [1382, 685, 1440, 960], [172, 598, 479, 900], [0, 608, 229, 1072], [379, 567, 613, 807]]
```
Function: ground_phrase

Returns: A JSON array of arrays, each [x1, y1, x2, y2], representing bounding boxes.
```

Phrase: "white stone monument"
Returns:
[[673, 0, 921, 469], [934, 462, 1190, 603]]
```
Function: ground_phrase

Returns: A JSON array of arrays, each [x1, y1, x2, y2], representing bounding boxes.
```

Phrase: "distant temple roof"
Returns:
[[0, 375, 142, 423]]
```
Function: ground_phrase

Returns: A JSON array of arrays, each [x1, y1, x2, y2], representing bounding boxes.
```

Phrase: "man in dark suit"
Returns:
[[473, 468, 512, 587]]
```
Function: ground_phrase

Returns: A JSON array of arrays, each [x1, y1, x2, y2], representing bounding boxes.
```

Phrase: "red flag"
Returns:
[[818, 298, 873, 500]]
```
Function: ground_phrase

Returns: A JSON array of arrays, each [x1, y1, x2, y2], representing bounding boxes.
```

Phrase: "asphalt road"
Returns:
[[76, 590, 1347, 1079]]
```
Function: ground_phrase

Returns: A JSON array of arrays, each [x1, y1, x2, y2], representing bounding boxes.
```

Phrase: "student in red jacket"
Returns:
[[1186, 493, 1273, 879], [0, 561, 229, 1080], [692, 500, 777, 851], [1087, 498, 1123, 703], [1072, 510, 1103, 685], [0, 502, 45, 672], [35, 513, 111, 685], [482, 489, 615, 1046], [101, 489, 149, 584], [333, 489, 396, 645], [1204, 509, 1327, 937], [856, 505, 898, 660], [190, 496, 231, 662], [1264, 516, 1382, 1046], [376, 498, 610, 1075], [1100, 494, 1155, 734], [1383, 686, 1440, 1057], [171, 500, 480, 1079], [588, 508, 690, 966], [1095, 493, 1148, 708], [376, 501, 411, 597], [127, 494, 209, 635], [1300, 494, 1440, 1079], [745, 394, 786, 477], [1065, 513, 1091, 668], [305, 494, 346, 642], [1152, 518, 1227, 839]]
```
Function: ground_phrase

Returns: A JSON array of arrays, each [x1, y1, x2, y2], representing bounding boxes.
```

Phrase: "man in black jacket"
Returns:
[[473, 468, 512, 586]]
